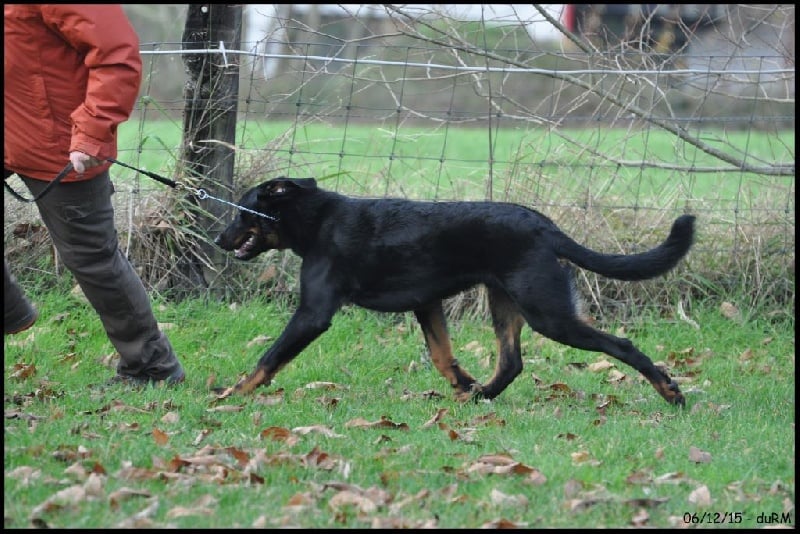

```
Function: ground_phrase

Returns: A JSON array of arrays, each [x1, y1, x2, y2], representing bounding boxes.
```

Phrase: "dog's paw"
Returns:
[[652, 366, 685, 407], [454, 382, 483, 403], [212, 370, 270, 399], [667, 380, 686, 407]]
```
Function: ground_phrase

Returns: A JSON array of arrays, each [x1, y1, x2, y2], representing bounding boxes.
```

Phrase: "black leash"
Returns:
[[3, 162, 74, 203], [107, 158, 277, 220], [106, 157, 178, 188], [5, 157, 278, 221]]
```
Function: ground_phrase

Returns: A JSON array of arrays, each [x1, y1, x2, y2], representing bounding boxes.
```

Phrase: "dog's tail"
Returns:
[[553, 215, 695, 281]]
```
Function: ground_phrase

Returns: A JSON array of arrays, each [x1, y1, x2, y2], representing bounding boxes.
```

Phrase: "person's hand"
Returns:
[[69, 151, 102, 175]]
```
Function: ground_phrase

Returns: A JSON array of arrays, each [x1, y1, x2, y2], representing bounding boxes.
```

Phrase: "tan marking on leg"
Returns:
[[418, 306, 477, 397]]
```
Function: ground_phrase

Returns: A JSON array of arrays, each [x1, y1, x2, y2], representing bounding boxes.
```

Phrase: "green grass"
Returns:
[[116, 119, 794, 205], [4, 289, 795, 528]]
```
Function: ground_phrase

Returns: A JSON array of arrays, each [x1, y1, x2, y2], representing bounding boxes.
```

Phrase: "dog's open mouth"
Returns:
[[235, 233, 256, 258]]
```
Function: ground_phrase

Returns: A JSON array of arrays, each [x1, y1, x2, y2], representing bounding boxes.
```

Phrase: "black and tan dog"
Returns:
[[215, 177, 695, 406]]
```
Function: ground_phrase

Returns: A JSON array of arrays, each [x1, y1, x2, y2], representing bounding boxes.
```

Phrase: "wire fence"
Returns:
[[4, 5, 795, 320]]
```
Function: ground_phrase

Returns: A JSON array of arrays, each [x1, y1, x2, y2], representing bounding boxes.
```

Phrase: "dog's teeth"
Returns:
[[235, 235, 256, 258]]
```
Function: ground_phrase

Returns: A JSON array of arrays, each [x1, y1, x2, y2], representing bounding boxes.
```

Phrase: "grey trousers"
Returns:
[[5, 171, 182, 380]]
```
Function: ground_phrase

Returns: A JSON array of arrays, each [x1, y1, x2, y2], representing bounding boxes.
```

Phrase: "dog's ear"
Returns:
[[259, 177, 317, 198]]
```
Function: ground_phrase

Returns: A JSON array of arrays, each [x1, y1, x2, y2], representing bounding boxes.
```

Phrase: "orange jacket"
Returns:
[[4, 5, 142, 182]]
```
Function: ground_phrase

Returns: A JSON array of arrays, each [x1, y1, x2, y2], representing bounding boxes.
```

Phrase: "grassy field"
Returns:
[[3, 289, 794, 528], [116, 119, 794, 206]]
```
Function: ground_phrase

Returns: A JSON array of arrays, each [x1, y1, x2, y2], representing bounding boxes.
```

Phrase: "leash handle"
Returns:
[[107, 157, 178, 188], [4, 162, 74, 203]]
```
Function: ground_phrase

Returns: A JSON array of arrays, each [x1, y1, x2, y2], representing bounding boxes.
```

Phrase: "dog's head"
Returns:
[[214, 177, 317, 260]]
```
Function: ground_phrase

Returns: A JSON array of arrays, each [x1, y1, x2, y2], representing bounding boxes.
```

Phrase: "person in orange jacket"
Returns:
[[4, 5, 185, 386]]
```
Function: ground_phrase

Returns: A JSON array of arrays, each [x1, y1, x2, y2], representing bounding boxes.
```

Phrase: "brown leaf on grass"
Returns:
[[571, 450, 601, 466], [481, 518, 528, 528], [193, 429, 212, 446], [303, 446, 338, 470], [83, 473, 106, 497], [345, 415, 409, 431], [626, 469, 653, 485], [654, 471, 693, 485], [437, 421, 476, 443], [294, 425, 344, 438], [253, 387, 285, 405], [31, 484, 89, 518], [688, 446, 712, 463], [739, 348, 755, 362], [221, 446, 251, 468], [566, 497, 610, 511], [52, 444, 91, 463], [422, 408, 449, 428], [246, 334, 272, 348], [631, 508, 650, 526], [10, 362, 36, 381], [109, 488, 152, 509], [489, 489, 529, 507], [4, 409, 45, 421], [317, 395, 340, 408], [64, 462, 88, 481], [719, 301, 740, 320], [607, 369, 626, 383], [623, 497, 669, 507], [466, 454, 541, 478], [160, 411, 179, 424], [152, 427, 169, 446], [285, 491, 316, 511], [115, 497, 159, 528], [564, 479, 583, 499], [371, 517, 438, 529], [206, 404, 245, 413], [588, 359, 614, 372], [7, 466, 42, 486], [260, 426, 296, 443], [470, 412, 506, 427], [688, 485, 712, 506], [325, 483, 392, 516], [115, 465, 159, 481], [304, 381, 347, 390], [388, 488, 430, 513], [84, 400, 153, 415], [328, 490, 378, 514], [166, 505, 215, 518]]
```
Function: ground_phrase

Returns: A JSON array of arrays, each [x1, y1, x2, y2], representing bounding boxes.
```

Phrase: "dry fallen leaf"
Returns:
[[688, 446, 712, 464], [152, 428, 169, 446], [719, 301, 741, 321], [422, 408, 449, 428], [631, 508, 650, 526], [489, 489, 529, 507], [292, 425, 344, 438], [688, 485, 712, 506], [588, 360, 614, 372]]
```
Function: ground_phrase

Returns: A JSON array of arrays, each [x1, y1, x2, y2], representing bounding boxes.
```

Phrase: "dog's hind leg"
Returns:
[[479, 286, 526, 400], [522, 309, 684, 406], [414, 302, 479, 401]]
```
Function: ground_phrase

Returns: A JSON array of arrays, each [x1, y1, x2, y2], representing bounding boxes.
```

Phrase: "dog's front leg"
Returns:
[[218, 306, 335, 398]]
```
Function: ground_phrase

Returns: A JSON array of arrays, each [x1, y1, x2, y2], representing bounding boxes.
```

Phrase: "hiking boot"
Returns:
[[106, 365, 186, 388], [5, 305, 38, 335]]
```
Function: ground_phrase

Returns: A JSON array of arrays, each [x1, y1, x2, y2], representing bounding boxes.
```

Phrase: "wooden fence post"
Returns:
[[178, 4, 242, 295]]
